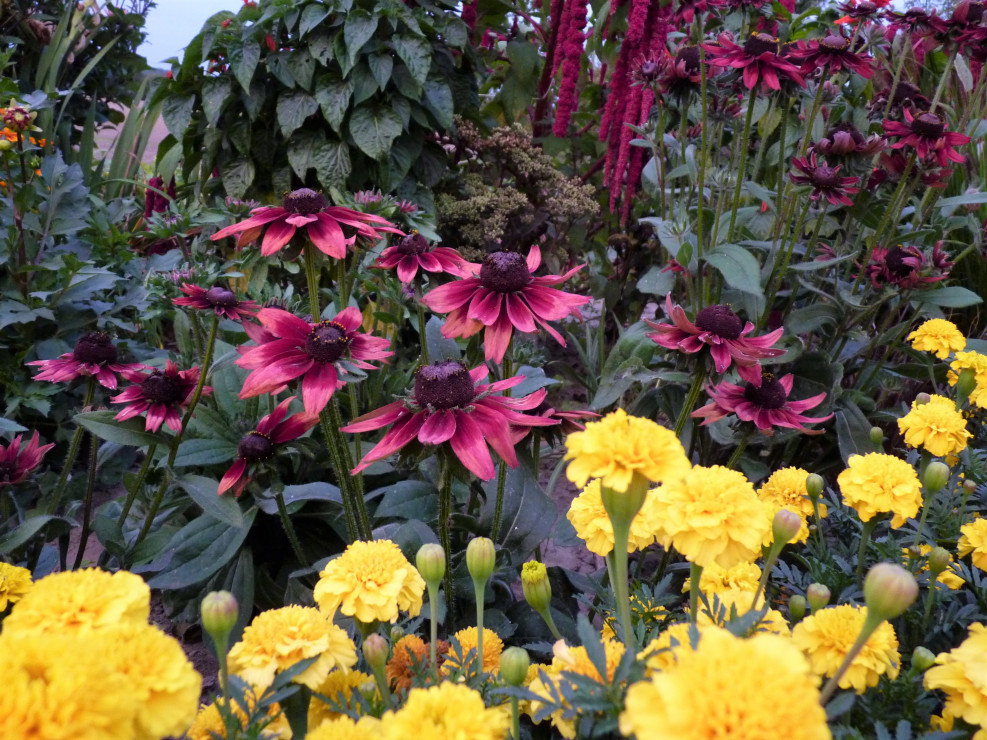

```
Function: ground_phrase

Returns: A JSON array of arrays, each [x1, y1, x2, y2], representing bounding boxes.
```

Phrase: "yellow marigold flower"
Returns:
[[228, 605, 357, 691], [906, 544, 965, 589], [908, 319, 966, 359], [638, 622, 704, 676], [925, 624, 987, 729], [564, 408, 690, 493], [443, 627, 504, 675], [1, 567, 149, 635], [378, 682, 510, 740], [619, 627, 829, 740], [650, 465, 769, 569], [958, 518, 987, 571], [837, 453, 922, 528], [682, 560, 762, 596], [603, 595, 668, 640], [693, 588, 790, 636], [897, 394, 970, 457], [314, 539, 425, 623], [0, 562, 32, 611], [791, 604, 900, 692], [307, 715, 381, 740], [757, 467, 827, 545], [387, 635, 429, 691], [309, 669, 373, 728], [566, 479, 659, 556], [187, 692, 291, 740], [949, 351, 987, 408]]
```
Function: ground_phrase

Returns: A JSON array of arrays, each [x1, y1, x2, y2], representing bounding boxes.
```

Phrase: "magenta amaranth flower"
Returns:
[[421, 246, 590, 364], [218, 396, 317, 497], [210, 188, 403, 259], [341, 361, 557, 480], [0, 431, 54, 487], [144, 176, 176, 221], [173, 283, 259, 321], [884, 109, 971, 168], [691, 373, 832, 435], [703, 32, 805, 92], [813, 122, 885, 159], [790, 153, 861, 206], [374, 232, 476, 283], [792, 33, 874, 78], [27, 332, 144, 391], [111, 361, 212, 433], [236, 307, 392, 416], [864, 244, 952, 289], [646, 296, 784, 386]]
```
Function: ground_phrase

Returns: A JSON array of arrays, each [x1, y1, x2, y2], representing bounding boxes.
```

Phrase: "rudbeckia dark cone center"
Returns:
[[695, 305, 744, 339], [884, 246, 915, 278], [238, 431, 274, 461], [912, 113, 945, 139], [676, 46, 701, 73], [414, 361, 477, 409], [305, 321, 350, 363], [480, 252, 532, 293], [282, 188, 328, 215], [0, 460, 16, 482], [820, 35, 849, 52], [858, 1, 877, 12], [73, 331, 118, 365], [744, 376, 787, 409], [744, 33, 779, 56], [811, 165, 841, 188], [204, 286, 238, 307], [397, 233, 430, 256], [639, 60, 661, 80], [967, 2, 985, 22], [140, 373, 184, 404]]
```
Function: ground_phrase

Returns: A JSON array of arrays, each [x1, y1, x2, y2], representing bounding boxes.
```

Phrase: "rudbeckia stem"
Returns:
[[115, 443, 157, 529], [417, 302, 430, 364], [490, 352, 513, 542], [438, 456, 456, 618], [318, 408, 362, 542], [797, 79, 827, 160], [929, 47, 958, 112], [882, 35, 910, 120], [673, 363, 707, 436], [275, 485, 308, 566], [303, 242, 324, 321], [48, 376, 97, 515], [694, 13, 709, 305], [71, 428, 100, 569], [726, 87, 758, 242]]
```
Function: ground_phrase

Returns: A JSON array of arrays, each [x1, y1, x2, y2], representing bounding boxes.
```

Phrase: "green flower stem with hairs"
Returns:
[[689, 563, 704, 625], [47, 376, 97, 515], [71, 430, 100, 569]]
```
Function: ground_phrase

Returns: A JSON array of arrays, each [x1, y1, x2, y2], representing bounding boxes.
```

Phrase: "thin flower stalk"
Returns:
[[490, 350, 513, 542], [46, 376, 97, 515], [275, 485, 308, 566], [114, 443, 157, 528], [72, 431, 100, 570], [438, 455, 455, 617], [695, 14, 710, 305], [726, 87, 759, 242], [689, 562, 703, 624], [817, 608, 886, 704]]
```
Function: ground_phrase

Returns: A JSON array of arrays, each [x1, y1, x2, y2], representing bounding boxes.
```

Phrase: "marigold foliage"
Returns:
[[0, 562, 32, 611], [757, 467, 826, 545], [638, 623, 705, 676], [897, 394, 970, 457], [958, 518, 987, 572], [314, 539, 425, 623], [378, 682, 510, 740], [309, 670, 374, 728], [791, 604, 901, 692], [187, 692, 290, 740], [693, 588, 791, 636], [444, 627, 504, 675], [837, 453, 922, 528], [566, 479, 660, 556], [924, 623, 987, 728], [907, 319, 966, 359], [619, 627, 830, 740]]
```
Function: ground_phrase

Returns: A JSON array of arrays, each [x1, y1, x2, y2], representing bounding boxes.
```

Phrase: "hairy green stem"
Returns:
[[71, 429, 100, 569], [674, 362, 707, 436], [276, 486, 308, 566], [438, 456, 455, 619], [48, 377, 97, 514], [115, 443, 157, 528], [726, 87, 759, 242]]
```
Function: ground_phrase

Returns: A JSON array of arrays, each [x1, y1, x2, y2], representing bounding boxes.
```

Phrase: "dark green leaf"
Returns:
[[256, 482, 341, 514], [348, 105, 403, 160], [201, 77, 231, 127], [308, 32, 334, 65], [299, 4, 331, 37], [915, 286, 983, 308], [315, 75, 352, 133], [314, 139, 352, 187], [368, 52, 394, 89], [423, 78, 454, 129], [177, 474, 245, 527], [505, 38, 539, 81], [344, 11, 378, 63], [392, 34, 431, 86], [0, 515, 74, 554], [172, 439, 238, 468], [74, 411, 166, 448], [161, 94, 195, 138], [146, 510, 256, 590], [374, 480, 438, 521], [230, 40, 261, 92], [277, 90, 318, 137], [636, 265, 675, 297], [703, 245, 764, 296], [835, 400, 872, 463], [287, 50, 317, 90], [287, 130, 323, 179], [220, 157, 256, 199]]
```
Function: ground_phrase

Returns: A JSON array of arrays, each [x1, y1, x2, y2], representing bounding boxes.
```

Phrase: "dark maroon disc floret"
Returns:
[[744, 33, 779, 57], [73, 331, 118, 365], [695, 305, 744, 339], [911, 112, 946, 139], [743, 375, 787, 409], [238, 431, 274, 462], [305, 321, 350, 363], [140, 372, 185, 404], [479, 252, 533, 293], [413, 360, 477, 410], [676, 46, 702, 73], [282, 188, 329, 215], [204, 286, 239, 307], [396, 232, 431, 256]]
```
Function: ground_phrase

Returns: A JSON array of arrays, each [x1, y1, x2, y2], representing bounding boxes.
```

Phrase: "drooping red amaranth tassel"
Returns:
[[552, 0, 590, 137]]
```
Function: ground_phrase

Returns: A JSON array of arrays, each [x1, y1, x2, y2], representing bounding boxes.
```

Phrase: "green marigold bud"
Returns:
[[912, 646, 936, 672], [806, 583, 830, 612], [390, 625, 405, 642], [864, 562, 918, 621], [956, 368, 978, 408], [788, 594, 806, 623], [201, 591, 238, 640], [772, 509, 802, 545], [805, 474, 824, 501], [500, 646, 531, 686], [923, 462, 950, 494], [964, 479, 978, 495], [869, 427, 884, 447], [927, 547, 951, 576], [915, 392, 932, 406], [521, 561, 552, 613], [363, 633, 389, 671], [416, 543, 446, 585], [0, 139, 11, 152], [466, 537, 496, 584]]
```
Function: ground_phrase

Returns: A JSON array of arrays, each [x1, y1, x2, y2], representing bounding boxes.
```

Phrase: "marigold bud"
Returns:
[[500, 646, 531, 686], [201, 591, 238, 640], [416, 543, 446, 585], [956, 368, 978, 408], [805, 473, 824, 501], [864, 562, 918, 621], [806, 583, 830, 612], [0, 139, 11, 152], [363, 633, 389, 671], [390, 625, 405, 642], [521, 561, 552, 613], [964, 479, 977, 495], [912, 646, 936, 671], [915, 392, 932, 405], [927, 547, 951, 576], [923, 462, 950, 494], [466, 537, 496, 584], [869, 427, 884, 447], [772, 509, 802, 545], [788, 594, 807, 622]]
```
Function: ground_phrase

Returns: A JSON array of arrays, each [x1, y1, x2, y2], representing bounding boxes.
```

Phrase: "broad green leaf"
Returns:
[[423, 79, 454, 129], [201, 77, 231, 127], [0, 515, 74, 554], [177, 474, 244, 527], [288, 130, 322, 179], [368, 52, 394, 89], [145, 510, 256, 590], [835, 400, 872, 463], [220, 157, 256, 199], [344, 11, 378, 63], [172, 439, 238, 468], [308, 32, 334, 65], [915, 286, 983, 308], [785, 304, 841, 334], [161, 94, 194, 138], [636, 265, 675, 297], [314, 139, 352, 187], [256, 482, 342, 515], [703, 245, 764, 296], [276, 90, 318, 137], [287, 50, 316, 90], [315, 75, 353, 133], [74, 411, 166, 448], [299, 4, 331, 37], [230, 40, 261, 92], [348, 105, 403, 160], [506, 38, 539, 81], [374, 480, 438, 521], [392, 34, 431, 86]]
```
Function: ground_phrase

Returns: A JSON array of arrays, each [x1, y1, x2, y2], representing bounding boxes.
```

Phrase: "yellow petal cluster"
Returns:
[[638, 623, 705, 676], [650, 465, 770, 569], [309, 669, 373, 728], [0, 562, 32, 611], [227, 605, 357, 691], [314, 539, 425, 623], [387, 635, 429, 691], [378, 682, 510, 740], [307, 715, 381, 740], [897, 394, 970, 457], [907, 319, 966, 359], [187, 691, 290, 740], [619, 627, 830, 740], [693, 588, 790, 636], [949, 350, 987, 408], [682, 560, 762, 596], [757, 467, 826, 545], [443, 627, 503, 675], [791, 604, 900, 692], [958, 518, 987, 571], [837, 453, 922, 528], [564, 408, 690, 492], [566, 479, 660, 556], [924, 623, 987, 729]]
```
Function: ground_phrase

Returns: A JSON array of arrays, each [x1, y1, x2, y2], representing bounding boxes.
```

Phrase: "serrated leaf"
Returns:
[[423, 78, 454, 128], [161, 94, 194, 138], [703, 245, 764, 296], [276, 90, 318, 137], [348, 105, 403, 159], [314, 139, 351, 187], [315, 75, 353, 133], [220, 157, 255, 199], [344, 11, 378, 62], [201, 77, 231, 127], [230, 40, 261, 92], [392, 34, 431, 86], [74, 411, 166, 448]]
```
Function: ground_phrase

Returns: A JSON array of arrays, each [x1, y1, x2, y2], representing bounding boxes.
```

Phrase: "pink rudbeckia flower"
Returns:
[[0, 431, 54, 487], [27, 331, 145, 391], [646, 296, 784, 386], [703, 32, 806, 92], [236, 307, 392, 416], [111, 361, 212, 433], [172, 283, 259, 321], [374, 232, 476, 283], [691, 373, 832, 435], [210, 188, 403, 259], [218, 396, 317, 497], [421, 246, 590, 364], [341, 360, 558, 480], [883, 109, 971, 169]]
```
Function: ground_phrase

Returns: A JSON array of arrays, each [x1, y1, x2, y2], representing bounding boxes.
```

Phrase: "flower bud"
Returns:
[[466, 537, 496, 584], [955, 368, 978, 408], [923, 462, 950, 494], [201, 591, 238, 641], [0, 139, 11, 152], [912, 646, 936, 671], [788, 594, 806, 622], [772, 509, 802, 545], [927, 547, 951, 576], [869, 427, 884, 447], [363, 633, 389, 671], [416, 543, 446, 585], [864, 562, 918, 621], [500, 646, 531, 686], [964, 479, 978, 495], [805, 474, 824, 501], [806, 583, 830, 612], [521, 561, 552, 613], [915, 392, 932, 406], [390, 625, 405, 642]]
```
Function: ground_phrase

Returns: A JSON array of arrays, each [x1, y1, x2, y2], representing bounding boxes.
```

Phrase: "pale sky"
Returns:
[[140, 0, 237, 67]]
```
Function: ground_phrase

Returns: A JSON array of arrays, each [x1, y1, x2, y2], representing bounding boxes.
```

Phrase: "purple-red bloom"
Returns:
[[864, 244, 952, 289], [703, 32, 806, 91], [790, 153, 861, 206], [0, 431, 54, 487], [172, 283, 259, 321], [646, 296, 785, 386], [218, 396, 317, 497], [111, 361, 211, 433], [374, 232, 476, 283], [341, 360, 557, 480], [812, 122, 885, 159], [236, 307, 392, 416], [658, 45, 705, 99], [210, 188, 403, 259], [791, 33, 874, 78], [691, 373, 832, 435], [27, 332, 144, 391], [421, 246, 590, 364], [883, 109, 971, 168]]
